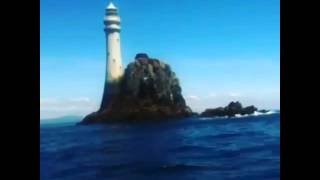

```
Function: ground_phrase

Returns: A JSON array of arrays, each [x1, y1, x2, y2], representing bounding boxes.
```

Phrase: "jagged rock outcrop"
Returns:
[[200, 101, 258, 117], [80, 53, 193, 124]]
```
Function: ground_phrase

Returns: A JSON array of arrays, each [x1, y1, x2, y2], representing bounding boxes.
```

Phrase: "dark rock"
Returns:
[[151, 59, 160, 69], [135, 53, 149, 60], [258, 109, 269, 113], [201, 107, 227, 117], [200, 101, 258, 117], [137, 58, 149, 65], [225, 101, 243, 116], [191, 112, 200, 117], [241, 105, 257, 115], [81, 53, 193, 124]]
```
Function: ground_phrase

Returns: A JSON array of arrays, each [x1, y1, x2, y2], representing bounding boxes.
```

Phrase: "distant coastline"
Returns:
[[40, 116, 83, 124]]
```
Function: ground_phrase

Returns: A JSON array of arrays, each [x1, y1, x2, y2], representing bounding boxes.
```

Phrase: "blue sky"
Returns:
[[40, 0, 280, 119]]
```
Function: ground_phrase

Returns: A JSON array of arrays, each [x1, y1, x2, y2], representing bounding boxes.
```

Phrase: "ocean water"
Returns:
[[40, 113, 280, 180]]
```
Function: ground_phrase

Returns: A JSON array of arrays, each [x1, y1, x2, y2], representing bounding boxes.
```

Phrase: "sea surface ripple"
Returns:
[[40, 113, 280, 180]]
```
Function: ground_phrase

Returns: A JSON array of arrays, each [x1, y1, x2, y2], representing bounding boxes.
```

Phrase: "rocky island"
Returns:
[[200, 101, 260, 117], [79, 4, 271, 124], [80, 53, 271, 124], [80, 54, 193, 124]]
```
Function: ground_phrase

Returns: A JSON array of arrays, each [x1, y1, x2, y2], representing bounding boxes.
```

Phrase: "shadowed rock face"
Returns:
[[80, 53, 193, 124], [200, 101, 258, 117]]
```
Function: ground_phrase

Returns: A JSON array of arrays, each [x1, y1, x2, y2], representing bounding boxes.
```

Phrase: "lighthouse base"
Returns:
[[100, 79, 123, 110]]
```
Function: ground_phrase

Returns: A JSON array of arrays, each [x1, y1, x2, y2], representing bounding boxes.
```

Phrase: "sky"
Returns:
[[40, 0, 280, 119]]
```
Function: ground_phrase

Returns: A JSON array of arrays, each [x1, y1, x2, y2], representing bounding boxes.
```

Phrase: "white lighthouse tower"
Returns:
[[101, 2, 124, 109], [104, 2, 123, 82]]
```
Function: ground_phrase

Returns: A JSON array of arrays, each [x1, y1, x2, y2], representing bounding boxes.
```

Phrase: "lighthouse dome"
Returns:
[[106, 2, 117, 10]]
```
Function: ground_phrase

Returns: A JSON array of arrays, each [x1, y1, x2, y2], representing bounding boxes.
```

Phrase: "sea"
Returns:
[[40, 112, 280, 180]]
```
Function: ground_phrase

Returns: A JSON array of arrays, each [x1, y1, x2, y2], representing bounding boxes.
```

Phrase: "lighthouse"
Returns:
[[100, 2, 124, 109]]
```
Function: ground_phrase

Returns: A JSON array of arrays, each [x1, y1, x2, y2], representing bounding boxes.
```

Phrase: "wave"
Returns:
[[235, 110, 278, 118], [254, 110, 278, 115], [199, 110, 279, 120], [198, 116, 229, 120]]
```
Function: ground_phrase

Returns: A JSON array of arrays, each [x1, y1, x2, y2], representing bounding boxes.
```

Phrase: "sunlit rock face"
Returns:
[[80, 53, 193, 124]]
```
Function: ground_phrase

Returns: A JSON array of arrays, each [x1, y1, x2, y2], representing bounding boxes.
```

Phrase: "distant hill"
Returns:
[[40, 115, 83, 124]]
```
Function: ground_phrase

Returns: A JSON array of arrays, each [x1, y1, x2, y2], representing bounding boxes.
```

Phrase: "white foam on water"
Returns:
[[198, 110, 279, 120], [198, 116, 229, 120], [235, 114, 249, 118], [266, 110, 277, 114], [253, 111, 264, 116]]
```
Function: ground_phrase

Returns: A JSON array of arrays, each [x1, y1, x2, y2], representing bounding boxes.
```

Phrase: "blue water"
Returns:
[[40, 113, 280, 180]]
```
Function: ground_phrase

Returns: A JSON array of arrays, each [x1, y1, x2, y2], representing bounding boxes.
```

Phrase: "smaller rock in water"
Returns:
[[200, 101, 258, 117], [257, 109, 269, 113], [241, 105, 257, 115]]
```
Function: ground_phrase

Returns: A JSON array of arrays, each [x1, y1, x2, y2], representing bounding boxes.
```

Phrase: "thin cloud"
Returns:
[[185, 95, 201, 101], [40, 97, 99, 119], [228, 92, 242, 97], [208, 92, 217, 98]]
